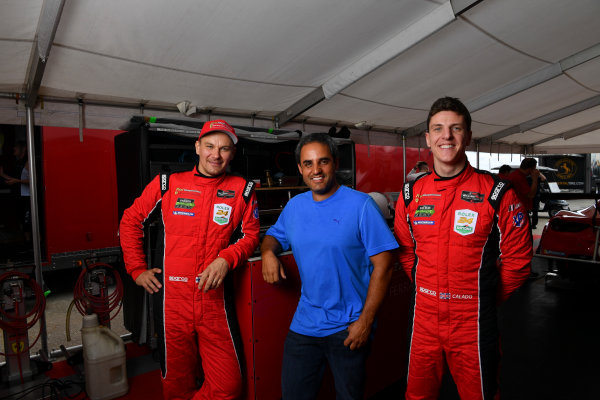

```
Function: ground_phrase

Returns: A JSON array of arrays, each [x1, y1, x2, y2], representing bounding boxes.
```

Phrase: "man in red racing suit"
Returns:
[[394, 97, 532, 399], [120, 120, 260, 399]]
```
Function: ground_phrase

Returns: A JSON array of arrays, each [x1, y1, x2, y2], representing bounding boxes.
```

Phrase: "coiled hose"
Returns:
[[0, 270, 46, 383], [66, 262, 123, 341]]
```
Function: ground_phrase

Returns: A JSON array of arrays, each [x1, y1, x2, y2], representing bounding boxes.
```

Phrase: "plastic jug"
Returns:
[[81, 314, 129, 400]]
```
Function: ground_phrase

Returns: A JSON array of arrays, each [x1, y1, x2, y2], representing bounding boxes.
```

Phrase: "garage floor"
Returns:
[[496, 256, 600, 400]]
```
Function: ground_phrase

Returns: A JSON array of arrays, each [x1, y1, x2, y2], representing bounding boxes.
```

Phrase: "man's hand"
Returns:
[[342, 250, 393, 350], [135, 268, 163, 294], [197, 257, 229, 292], [260, 235, 286, 284], [344, 319, 371, 350], [531, 168, 540, 179], [261, 251, 286, 284]]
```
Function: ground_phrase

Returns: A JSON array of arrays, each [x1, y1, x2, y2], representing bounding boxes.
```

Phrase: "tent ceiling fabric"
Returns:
[[1, 0, 599, 153]]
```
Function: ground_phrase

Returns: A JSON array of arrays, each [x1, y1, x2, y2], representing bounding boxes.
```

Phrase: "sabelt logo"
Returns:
[[168, 276, 189, 282], [404, 184, 410, 200], [161, 174, 168, 191], [490, 181, 505, 201]]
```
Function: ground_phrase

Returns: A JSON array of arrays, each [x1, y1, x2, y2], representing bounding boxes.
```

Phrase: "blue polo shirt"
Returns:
[[266, 185, 398, 337]]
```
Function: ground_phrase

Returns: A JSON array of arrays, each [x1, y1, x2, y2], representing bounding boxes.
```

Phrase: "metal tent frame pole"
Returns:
[[26, 107, 49, 359], [402, 133, 407, 183]]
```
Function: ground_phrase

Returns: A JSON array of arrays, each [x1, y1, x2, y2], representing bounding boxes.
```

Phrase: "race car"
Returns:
[[536, 199, 600, 287]]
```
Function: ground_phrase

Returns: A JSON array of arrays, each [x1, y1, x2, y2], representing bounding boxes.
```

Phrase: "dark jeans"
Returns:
[[281, 329, 371, 400], [531, 197, 540, 228]]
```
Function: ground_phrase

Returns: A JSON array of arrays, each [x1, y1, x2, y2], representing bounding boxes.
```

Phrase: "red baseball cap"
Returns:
[[198, 119, 238, 144]]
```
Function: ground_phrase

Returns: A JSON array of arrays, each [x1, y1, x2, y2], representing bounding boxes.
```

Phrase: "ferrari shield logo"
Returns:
[[454, 209, 478, 236], [213, 203, 232, 225]]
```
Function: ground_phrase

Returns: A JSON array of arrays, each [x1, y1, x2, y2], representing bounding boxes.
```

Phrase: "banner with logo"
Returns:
[[541, 155, 585, 190]]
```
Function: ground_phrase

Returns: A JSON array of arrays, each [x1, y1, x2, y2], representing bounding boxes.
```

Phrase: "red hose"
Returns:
[[0, 271, 46, 357], [72, 262, 123, 325]]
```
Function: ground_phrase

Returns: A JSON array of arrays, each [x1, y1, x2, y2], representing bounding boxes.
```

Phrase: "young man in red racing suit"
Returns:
[[394, 97, 532, 399], [120, 120, 260, 400]]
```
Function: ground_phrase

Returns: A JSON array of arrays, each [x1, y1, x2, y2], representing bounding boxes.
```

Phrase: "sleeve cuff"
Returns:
[[129, 268, 144, 281], [219, 252, 236, 270]]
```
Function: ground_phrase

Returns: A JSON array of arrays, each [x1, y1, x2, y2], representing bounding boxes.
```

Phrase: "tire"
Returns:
[[548, 208, 560, 217]]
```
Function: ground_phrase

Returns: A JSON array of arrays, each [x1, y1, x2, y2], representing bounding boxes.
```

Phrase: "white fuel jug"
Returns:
[[81, 313, 129, 400]]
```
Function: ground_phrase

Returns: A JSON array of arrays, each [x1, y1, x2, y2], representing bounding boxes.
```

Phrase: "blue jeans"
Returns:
[[281, 329, 371, 400]]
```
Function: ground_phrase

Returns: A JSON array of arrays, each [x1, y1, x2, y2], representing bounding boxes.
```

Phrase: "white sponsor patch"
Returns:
[[490, 181, 505, 201], [419, 286, 437, 297], [508, 202, 522, 212], [168, 276, 189, 282], [453, 209, 478, 236], [213, 203, 232, 225], [452, 293, 473, 300]]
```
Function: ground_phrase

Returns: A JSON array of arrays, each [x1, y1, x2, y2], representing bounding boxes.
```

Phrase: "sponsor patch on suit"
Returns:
[[213, 203, 232, 225]]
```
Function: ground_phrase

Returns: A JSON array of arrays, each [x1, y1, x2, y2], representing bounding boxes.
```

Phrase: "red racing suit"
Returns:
[[120, 168, 260, 400], [394, 163, 531, 400], [507, 169, 533, 211]]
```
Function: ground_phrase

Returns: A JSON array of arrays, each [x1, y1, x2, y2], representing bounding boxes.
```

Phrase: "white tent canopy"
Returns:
[[1, 0, 599, 153]]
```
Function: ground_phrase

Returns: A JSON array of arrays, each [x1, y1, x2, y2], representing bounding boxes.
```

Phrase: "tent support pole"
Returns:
[[26, 106, 49, 359], [402, 133, 407, 183]]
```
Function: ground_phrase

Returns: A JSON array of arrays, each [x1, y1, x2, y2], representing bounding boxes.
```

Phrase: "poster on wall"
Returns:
[[592, 154, 600, 179], [540, 155, 586, 191], [591, 154, 600, 192]]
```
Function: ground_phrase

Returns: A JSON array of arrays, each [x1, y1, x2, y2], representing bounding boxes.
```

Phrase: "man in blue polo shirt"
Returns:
[[261, 132, 398, 400]]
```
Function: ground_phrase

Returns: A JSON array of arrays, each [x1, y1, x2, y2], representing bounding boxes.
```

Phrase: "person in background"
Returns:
[[261, 132, 398, 400], [394, 97, 532, 399], [498, 164, 512, 179], [2, 141, 31, 244], [120, 120, 260, 400], [406, 160, 430, 182], [507, 157, 540, 227], [527, 171, 547, 230]]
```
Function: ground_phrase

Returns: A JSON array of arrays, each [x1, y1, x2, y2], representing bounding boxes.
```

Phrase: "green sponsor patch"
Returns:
[[414, 205, 435, 218], [454, 225, 473, 234], [175, 198, 195, 209]]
